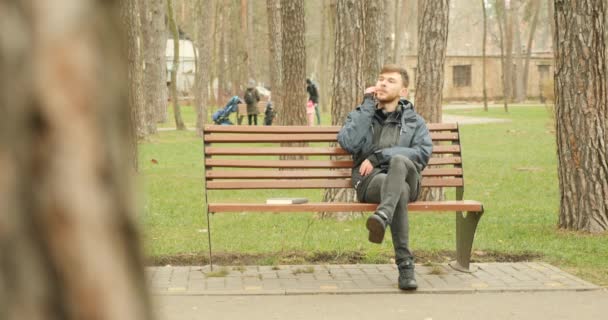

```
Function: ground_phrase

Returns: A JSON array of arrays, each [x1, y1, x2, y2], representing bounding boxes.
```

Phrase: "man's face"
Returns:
[[374, 72, 408, 103]]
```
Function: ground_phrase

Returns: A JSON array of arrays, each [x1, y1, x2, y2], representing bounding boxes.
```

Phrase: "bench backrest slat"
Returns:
[[205, 168, 463, 179], [204, 145, 460, 156], [206, 178, 464, 190], [202, 124, 465, 191], [203, 132, 459, 143]]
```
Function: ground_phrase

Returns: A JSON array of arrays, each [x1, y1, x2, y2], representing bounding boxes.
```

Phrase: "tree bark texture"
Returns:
[[322, 0, 365, 220], [415, 0, 449, 202], [514, 0, 525, 102], [267, 0, 283, 118], [279, 0, 307, 126], [554, 0, 608, 232], [167, 0, 186, 130], [145, 0, 168, 125], [393, 0, 401, 63], [415, 0, 449, 123], [138, 0, 156, 135], [362, 0, 385, 87], [0, 1, 154, 319], [126, 0, 147, 142], [383, 0, 394, 64], [195, 0, 212, 135]]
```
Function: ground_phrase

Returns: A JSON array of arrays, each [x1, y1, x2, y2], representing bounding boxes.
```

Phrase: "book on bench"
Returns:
[[266, 197, 309, 205]]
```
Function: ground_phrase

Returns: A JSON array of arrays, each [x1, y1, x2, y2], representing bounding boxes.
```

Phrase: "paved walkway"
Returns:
[[155, 290, 608, 320], [148, 262, 599, 296]]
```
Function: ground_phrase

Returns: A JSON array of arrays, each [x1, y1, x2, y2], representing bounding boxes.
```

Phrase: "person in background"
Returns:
[[244, 80, 261, 125], [306, 100, 315, 126], [306, 78, 321, 125]]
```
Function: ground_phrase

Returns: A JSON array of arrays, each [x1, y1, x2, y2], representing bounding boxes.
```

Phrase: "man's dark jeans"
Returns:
[[360, 155, 420, 265]]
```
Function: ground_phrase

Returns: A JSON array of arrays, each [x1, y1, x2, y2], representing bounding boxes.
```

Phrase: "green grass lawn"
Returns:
[[139, 105, 608, 286]]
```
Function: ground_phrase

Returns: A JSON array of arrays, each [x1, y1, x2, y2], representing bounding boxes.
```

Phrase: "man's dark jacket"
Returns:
[[337, 95, 433, 200]]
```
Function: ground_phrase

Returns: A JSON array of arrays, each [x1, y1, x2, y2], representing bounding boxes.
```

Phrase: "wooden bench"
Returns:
[[202, 124, 484, 272], [236, 102, 267, 125]]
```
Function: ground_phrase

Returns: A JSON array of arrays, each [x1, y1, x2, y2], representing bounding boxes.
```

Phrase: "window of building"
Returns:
[[453, 65, 472, 87], [538, 64, 550, 80]]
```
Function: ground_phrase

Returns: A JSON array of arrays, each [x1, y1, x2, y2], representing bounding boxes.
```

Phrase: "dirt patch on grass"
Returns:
[[147, 250, 542, 266]]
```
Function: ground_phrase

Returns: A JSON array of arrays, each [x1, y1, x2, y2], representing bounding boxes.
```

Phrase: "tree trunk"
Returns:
[[167, 0, 186, 130], [522, 0, 541, 101], [127, 0, 147, 142], [481, 0, 488, 111], [149, 0, 168, 123], [504, 0, 513, 109], [195, 0, 212, 136], [383, 0, 394, 64], [138, 0, 157, 136], [0, 1, 153, 318], [322, 0, 365, 220], [547, 0, 555, 52], [496, 0, 510, 111], [267, 0, 283, 119], [393, 0, 401, 63], [415, 0, 449, 123], [320, 0, 337, 113], [514, 0, 525, 102], [362, 1, 385, 87], [415, 0, 449, 201], [218, 7, 227, 103], [554, 0, 608, 232], [278, 0, 307, 126]]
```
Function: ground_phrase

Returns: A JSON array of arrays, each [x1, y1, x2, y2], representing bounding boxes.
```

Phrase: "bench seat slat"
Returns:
[[205, 168, 463, 179], [203, 132, 459, 143], [206, 178, 464, 189], [203, 123, 458, 133], [208, 200, 483, 213], [205, 157, 461, 168], [204, 145, 461, 156]]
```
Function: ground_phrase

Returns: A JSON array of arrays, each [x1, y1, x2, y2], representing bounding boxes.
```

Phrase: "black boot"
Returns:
[[398, 258, 418, 290], [366, 211, 387, 244]]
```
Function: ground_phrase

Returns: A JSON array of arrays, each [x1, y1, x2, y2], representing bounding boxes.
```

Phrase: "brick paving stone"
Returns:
[[148, 262, 600, 295]]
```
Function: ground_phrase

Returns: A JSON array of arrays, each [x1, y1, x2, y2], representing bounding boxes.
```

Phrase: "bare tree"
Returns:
[[195, 0, 212, 135], [481, 0, 489, 111], [0, 1, 153, 318], [278, 0, 307, 126], [554, 0, 608, 232], [167, 0, 186, 130], [267, 0, 283, 118]]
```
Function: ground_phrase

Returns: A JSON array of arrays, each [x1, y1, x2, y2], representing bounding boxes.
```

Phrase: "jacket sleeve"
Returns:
[[367, 117, 433, 169], [337, 95, 376, 154]]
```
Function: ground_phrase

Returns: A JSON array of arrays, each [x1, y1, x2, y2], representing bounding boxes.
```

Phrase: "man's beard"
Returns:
[[376, 91, 400, 104]]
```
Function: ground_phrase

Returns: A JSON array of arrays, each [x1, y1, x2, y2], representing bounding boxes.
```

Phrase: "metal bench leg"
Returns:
[[207, 211, 214, 271], [449, 211, 482, 273]]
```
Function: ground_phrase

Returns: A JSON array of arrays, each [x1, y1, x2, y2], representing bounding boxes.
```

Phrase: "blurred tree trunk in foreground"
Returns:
[[0, 1, 154, 319]]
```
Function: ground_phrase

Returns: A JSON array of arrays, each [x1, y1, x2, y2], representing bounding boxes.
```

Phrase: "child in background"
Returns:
[[306, 100, 315, 126]]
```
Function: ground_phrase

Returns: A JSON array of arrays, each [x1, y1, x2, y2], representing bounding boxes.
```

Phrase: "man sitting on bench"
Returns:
[[337, 64, 433, 290]]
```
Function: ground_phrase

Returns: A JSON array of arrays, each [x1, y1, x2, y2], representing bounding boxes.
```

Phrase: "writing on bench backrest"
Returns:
[[203, 124, 464, 191]]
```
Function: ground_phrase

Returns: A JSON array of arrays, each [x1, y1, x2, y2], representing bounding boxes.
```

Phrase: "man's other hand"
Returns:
[[364, 86, 377, 95], [359, 159, 374, 176]]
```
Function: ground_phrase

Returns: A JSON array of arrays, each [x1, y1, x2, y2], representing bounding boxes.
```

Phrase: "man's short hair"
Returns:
[[380, 64, 409, 88]]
